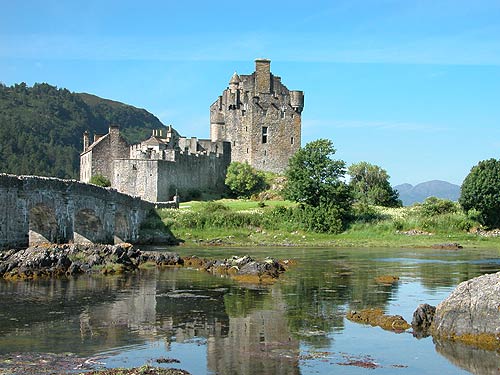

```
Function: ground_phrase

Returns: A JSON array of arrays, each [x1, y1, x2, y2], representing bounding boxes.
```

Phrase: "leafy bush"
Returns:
[[89, 173, 111, 187], [353, 203, 388, 223], [225, 162, 266, 198], [418, 197, 458, 217], [265, 203, 348, 234], [460, 158, 500, 228]]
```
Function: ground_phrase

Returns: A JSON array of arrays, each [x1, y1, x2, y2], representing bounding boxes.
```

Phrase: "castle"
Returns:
[[80, 59, 304, 202]]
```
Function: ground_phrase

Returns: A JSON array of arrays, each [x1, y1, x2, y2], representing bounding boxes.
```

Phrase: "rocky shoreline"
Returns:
[[347, 272, 500, 355], [0, 243, 289, 283]]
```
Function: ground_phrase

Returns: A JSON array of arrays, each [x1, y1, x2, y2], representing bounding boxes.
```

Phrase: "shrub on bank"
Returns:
[[348, 197, 480, 235], [159, 197, 482, 240]]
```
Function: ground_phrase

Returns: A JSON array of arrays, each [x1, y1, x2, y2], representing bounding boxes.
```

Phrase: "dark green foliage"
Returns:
[[284, 139, 348, 207], [353, 203, 388, 223], [460, 158, 500, 228], [283, 139, 353, 232], [267, 203, 350, 234], [202, 201, 230, 214], [140, 210, 170, 230], [419, 197, 458, 217], [225, 162, 266, 198], [89, 173, 111, 187], [184, 188, 202, 201], [348, 161, 402, 207], [0, 83, 164, 179]]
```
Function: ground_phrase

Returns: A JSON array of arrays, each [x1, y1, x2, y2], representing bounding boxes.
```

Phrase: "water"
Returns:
[[0, 247, 499, 374]]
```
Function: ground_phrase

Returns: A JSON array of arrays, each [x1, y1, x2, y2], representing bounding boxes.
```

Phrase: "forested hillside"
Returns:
[[0, 82, 164, 179]]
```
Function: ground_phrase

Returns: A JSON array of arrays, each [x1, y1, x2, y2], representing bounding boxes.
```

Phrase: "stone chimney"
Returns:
[[255, 58, 271, 94], [109, 124, 120, 138], [83, 131, 89, 151]]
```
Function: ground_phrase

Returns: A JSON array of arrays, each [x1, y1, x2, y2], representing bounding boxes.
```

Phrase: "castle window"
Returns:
[[233, 140, 236, 146], [246, 148, 249, 153], [132, 164, 137, 170], [264, 150, 267, 156], [281, 111, 285, 119], [291, 137, 294, 145], [262, 126, 268, 144]]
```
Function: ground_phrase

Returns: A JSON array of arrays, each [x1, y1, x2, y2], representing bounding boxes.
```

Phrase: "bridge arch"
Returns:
[[114, 211, 131, 243], [29, 203, 58, 245], [74, 208, 107, 244]]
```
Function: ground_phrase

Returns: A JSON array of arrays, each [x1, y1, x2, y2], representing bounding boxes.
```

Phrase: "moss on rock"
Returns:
[[347, 308, 410, 332]]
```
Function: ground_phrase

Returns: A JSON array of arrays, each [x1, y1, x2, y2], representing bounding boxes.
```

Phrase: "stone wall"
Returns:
[[113, 147, 231, 202], [80, 126, 129, 183], [0, 174, 153, 250]]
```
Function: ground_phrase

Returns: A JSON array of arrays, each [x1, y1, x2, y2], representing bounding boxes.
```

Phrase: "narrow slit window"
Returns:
[[291, 136, 294, 145], [262, 126, 268, 144]]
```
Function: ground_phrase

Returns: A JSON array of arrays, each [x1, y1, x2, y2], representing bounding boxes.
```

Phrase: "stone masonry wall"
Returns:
[[80, 128, 129, 183], [210, 59, 302, 174], [112, 159, 159, 202], [0, 174, 153, 250], [113, 149, 230, 202]]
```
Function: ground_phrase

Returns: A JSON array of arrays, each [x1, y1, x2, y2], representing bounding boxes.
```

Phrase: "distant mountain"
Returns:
[[0, 82, 164, 179], [395, 180, 461, 206]]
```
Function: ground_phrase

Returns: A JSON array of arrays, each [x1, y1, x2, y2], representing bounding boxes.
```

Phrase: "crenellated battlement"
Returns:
[[209, 59, 303, 173]]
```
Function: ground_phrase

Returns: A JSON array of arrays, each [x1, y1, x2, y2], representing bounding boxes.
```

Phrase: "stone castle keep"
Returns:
[[80, 59, 304, 202]]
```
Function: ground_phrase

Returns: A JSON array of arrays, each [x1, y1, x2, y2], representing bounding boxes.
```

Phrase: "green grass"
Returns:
[[179, 198, 295, 211], [160, 199, 500, 249]]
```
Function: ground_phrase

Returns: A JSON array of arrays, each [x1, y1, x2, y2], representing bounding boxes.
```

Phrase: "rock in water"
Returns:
[[411, 303, 436, 338], [432, 271, 500, 350]]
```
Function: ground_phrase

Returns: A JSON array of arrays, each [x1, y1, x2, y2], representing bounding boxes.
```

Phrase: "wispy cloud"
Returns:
[[303, 118, 449, 132], [1, 29, 500, 66]]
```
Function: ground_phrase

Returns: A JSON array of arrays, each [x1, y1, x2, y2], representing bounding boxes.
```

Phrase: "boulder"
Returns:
[[411, 303, 436, 338], [431, 271, 500, 350]]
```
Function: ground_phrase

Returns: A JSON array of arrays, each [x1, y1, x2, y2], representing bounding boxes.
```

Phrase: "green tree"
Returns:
[[284, 139, 348, 207], [89, 173, 111, 187], [460, 158, 500, 228], [283, 139, 352, 233], [225, 162, 266, 198], [348, 161, 402, 207]]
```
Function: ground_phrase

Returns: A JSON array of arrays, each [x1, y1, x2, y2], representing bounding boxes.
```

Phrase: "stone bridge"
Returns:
[[0, 174, 155, 250]]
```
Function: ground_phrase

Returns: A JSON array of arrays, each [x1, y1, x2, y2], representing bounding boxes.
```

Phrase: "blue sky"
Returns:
[[1, 0, 500, 186]]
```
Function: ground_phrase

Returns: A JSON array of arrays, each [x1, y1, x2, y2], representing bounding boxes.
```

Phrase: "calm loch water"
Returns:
[[0, 247, 499, 374]]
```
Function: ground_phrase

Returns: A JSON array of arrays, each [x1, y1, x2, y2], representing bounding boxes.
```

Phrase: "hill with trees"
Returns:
[[0, 82, 165, 179]]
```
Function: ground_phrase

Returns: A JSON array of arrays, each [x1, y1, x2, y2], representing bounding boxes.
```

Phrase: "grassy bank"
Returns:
[[157, 199, 500, 249]]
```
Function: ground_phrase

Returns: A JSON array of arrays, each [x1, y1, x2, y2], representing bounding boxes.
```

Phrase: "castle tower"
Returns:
[[210, 59, 303, 174]]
